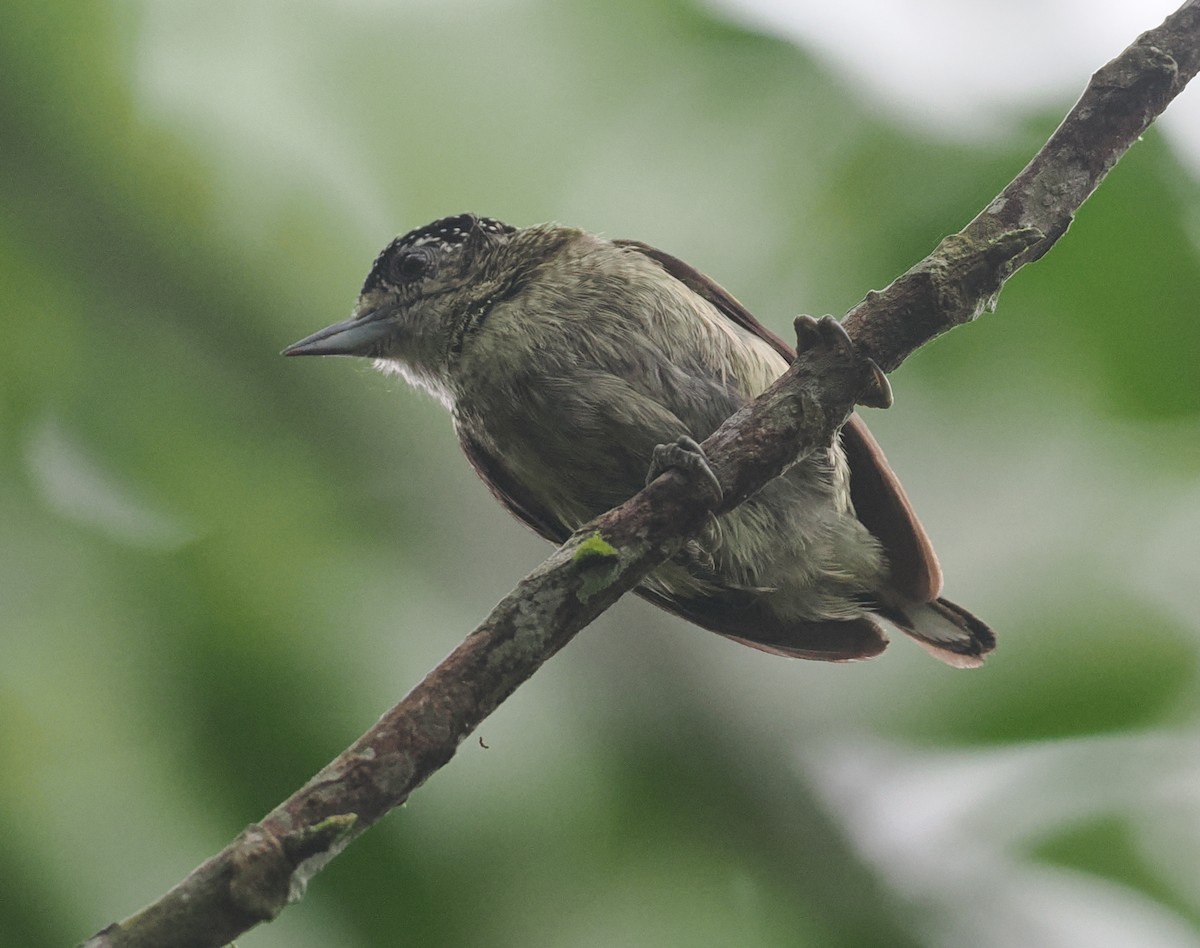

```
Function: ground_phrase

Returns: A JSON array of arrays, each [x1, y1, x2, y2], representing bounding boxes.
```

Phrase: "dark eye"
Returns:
[[389, 249, 432, 284]]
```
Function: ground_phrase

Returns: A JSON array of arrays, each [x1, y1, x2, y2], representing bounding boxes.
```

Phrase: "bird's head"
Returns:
[[283, 214, 528, 390]]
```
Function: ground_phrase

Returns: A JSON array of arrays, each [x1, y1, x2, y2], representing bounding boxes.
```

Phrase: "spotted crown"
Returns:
[[362, 214, 516, 294]]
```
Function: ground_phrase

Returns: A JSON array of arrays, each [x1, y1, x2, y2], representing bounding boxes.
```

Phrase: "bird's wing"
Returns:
[[461, 422, 889, 661], [613, 239, 943, 602], [636, 582, 890, 661], [458, 428, 572, 545]]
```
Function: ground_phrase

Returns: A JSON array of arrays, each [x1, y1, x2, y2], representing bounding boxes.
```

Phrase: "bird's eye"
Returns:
[[389, 249, 432, 284]]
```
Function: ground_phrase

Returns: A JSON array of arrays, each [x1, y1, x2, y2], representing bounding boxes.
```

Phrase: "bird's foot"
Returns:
[[647, 435, 723, 503], [792, 314, 892, 410]]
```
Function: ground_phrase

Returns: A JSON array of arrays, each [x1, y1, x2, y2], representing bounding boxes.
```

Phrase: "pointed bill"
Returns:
[[282, 309, 394, 357]]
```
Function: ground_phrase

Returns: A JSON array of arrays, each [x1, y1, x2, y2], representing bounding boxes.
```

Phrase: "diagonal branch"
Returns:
[[843, 4, 1200, 369], [83, 3, 1200, 946]]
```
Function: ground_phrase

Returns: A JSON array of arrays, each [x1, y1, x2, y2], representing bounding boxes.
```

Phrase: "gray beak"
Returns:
[[282, 308, 394, 357]]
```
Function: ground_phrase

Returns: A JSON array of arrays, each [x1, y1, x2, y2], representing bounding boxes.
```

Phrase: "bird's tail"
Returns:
[[880, 597, 996, 668]]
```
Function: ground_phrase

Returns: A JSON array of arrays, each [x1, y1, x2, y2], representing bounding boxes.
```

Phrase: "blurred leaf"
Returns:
[[915, 129, 1200, 421], [881, 596, 1196, 745], [1033, 816, 1200, 932]]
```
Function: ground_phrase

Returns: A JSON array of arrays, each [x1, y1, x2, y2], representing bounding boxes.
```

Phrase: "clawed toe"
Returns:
[[793, 314, 893, 410], [647, 435, 723, 502], [793, 314, 853, 357]]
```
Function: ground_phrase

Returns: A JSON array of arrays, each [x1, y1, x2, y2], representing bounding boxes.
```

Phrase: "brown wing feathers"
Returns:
[[613, 240, 943, 605]]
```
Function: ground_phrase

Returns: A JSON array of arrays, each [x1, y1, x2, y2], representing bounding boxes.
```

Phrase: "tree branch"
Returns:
[[83, 4, 1200, 946], [843, 5, 1200, 369]]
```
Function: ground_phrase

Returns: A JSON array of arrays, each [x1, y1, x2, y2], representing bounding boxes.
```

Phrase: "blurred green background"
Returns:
[[4, 1, 1200, 946]]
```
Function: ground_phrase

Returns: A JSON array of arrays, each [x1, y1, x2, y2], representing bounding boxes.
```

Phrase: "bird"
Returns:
[[284, 213, 994, 666]]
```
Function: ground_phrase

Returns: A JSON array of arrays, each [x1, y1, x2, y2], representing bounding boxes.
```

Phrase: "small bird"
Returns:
[[285, 214, 994, 666]]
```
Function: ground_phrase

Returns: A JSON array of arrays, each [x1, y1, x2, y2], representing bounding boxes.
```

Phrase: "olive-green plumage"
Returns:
[[286, 214, 994, 665]]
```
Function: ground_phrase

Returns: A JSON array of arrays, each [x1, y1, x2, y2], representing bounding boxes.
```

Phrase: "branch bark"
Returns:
[[83, 4, 1200, 946]]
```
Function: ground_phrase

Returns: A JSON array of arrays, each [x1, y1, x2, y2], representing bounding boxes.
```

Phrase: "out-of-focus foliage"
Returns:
[[2, 2, 1199, 946]]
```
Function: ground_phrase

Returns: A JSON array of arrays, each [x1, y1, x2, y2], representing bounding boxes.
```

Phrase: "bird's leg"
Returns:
[[646, 435, 722, 572]]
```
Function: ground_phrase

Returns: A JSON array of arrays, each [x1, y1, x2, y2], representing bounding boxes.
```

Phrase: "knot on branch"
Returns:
[[1096, 42, 1180, 101], [229, 814, 360, 919], [281, 813, 360, 901], [931, 225, 1047, 312], [229, 827, 291, 922]]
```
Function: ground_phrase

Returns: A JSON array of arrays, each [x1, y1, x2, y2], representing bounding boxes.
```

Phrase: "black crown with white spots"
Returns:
[[362, 214, 515, 294]]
